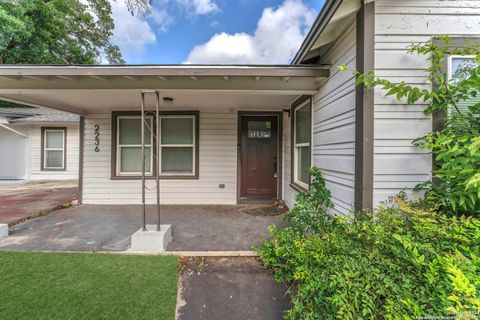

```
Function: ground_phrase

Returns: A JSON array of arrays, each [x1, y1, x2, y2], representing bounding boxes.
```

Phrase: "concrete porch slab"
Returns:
[[0, 204, 286, 252]]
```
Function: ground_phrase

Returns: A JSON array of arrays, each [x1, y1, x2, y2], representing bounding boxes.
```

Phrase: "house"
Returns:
[[0, 0, 478, 213], [0, 107, 79, 180]]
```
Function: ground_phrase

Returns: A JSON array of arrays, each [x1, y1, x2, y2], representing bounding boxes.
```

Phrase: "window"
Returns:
[[448, 55, 480, 114], [112, 112, 199, 179], [42, 128, 66, 170], [292, 99, 312, 189], [160, 115, 196, 176], [248, 121, 272, 139], [116, 116, 153, 176]]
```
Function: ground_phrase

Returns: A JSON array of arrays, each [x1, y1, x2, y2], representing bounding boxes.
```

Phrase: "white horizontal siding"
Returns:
[[373, 0, 480, 204], [24, 124, 79, 180], [283, 21, 357, 214], [314, 21, 356, 215], [82, 111, 238, 205], [0, 126, 26, 179]]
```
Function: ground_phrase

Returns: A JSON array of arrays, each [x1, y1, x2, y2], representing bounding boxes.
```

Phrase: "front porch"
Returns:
[[0, 204, 286, 252], [0, 65, 329, 208]]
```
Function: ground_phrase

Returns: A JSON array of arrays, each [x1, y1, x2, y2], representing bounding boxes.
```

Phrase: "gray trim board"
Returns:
[[354, 1, 374, 211], [0, 65, 330, 78]]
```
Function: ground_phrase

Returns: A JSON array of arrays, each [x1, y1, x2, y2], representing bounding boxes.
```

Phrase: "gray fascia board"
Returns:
[[291, 0, 344, 65], [0, 65, 330, 78]]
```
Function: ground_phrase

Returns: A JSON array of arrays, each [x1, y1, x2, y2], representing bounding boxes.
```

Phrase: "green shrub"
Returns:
[[340, 36, 480, 216], [283, 167, 334, 235], [256, 169, 480, 319], [415, 104, 480, 216]]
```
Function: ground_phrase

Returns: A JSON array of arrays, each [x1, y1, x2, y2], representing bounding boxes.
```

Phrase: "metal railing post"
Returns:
[[156, 91, 161, 231], [141, 92, 146, 231]]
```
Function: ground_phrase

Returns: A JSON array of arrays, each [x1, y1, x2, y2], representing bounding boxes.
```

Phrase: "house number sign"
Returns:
[[94, 125, 100, 152]]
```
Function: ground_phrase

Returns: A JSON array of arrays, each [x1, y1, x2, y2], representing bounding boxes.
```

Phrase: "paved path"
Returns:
[[0, 180, 78, 225], [176, 257, 291, 320], [0, 204, 286, 252]]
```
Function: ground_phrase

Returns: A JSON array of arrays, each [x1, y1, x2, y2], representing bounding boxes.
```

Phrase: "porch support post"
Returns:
[[155, 91, 161, 231], [354, 1, 375, 211], [141, 92, 147, 231], [78, 116, 84, 204]]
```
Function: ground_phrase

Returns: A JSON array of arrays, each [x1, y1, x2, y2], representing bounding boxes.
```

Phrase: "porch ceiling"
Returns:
[[0, 64, 329, 115]]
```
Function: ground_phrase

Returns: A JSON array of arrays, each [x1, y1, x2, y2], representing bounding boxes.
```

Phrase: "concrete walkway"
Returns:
[[0, 204, 286, 252], [0, 180, 78, 225], [176, 257, 291, 320]]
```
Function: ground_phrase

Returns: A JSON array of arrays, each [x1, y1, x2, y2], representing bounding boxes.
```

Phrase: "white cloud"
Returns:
[[148, 6, 175, 32], [109, 0, 220, 63], [210, 20, 220, 28], [184, 0, 316, 64], [176, 0, 219, 15], [110, 1, 157, 62]]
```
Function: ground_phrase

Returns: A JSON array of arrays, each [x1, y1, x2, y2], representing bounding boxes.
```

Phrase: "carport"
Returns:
[[0, 64, 327, 251]]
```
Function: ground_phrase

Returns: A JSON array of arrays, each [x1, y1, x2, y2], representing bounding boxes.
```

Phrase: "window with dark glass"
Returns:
[[116, 116, 153, 175], [112, 112, 198, 178], [160, 116, 195, 175], [293, 100, 311, 188], [43, 128, 65, 170]]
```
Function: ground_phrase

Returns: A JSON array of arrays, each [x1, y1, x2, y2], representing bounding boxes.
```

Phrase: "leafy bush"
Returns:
[[283, 167, 334, 235], [415, 106, 480, 215], [256, 169, 480, 319], [340, 36, 480, 216]]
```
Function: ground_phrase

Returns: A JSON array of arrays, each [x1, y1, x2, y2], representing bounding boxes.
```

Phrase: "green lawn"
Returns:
[[0, 251, 179, 319]]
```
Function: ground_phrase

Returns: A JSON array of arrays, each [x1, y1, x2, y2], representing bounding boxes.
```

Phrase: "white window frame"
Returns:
[[448, 55, 476, 82], [43, 129, 65, 170], [447, 55, 479, 115], [159, 115, 196, 176], [116, 115, 154, 176], [293, 99, 311, 189]]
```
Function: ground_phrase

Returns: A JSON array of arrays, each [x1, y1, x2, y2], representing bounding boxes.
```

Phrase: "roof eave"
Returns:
[[11, 120, 79, 124], [0, 64, 330, 78], [291, 0, 344, 65]]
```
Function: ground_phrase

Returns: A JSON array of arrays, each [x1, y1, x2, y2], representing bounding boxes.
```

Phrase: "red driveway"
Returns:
[[0, 181, 78, 225]]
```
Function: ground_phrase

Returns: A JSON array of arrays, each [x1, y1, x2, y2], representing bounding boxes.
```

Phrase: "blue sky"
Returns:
[[110, 0, 325, 64]]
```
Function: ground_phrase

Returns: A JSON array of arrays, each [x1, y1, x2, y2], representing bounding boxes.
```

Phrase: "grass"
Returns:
[[0, 251, 179, 319]]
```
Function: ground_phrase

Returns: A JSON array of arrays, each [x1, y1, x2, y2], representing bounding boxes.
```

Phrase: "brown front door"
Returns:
[[240, 115, 278, 199]]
